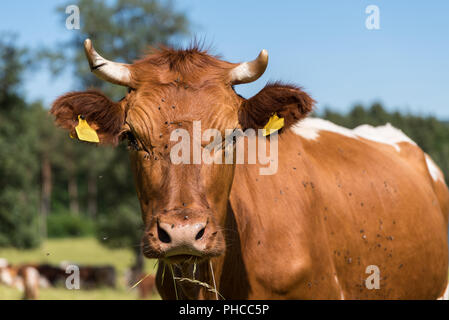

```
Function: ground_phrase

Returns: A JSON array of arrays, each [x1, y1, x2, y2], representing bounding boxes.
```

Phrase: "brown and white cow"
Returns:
[[51, 39, 449, 300], [0, 259, 41, 300]]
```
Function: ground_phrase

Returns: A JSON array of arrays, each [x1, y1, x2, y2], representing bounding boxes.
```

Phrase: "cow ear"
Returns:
[[51, 90, 126, 145], [238, 82, 315, 132]]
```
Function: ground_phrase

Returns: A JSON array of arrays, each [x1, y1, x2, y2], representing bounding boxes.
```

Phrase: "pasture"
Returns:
[[0, 238, 160, 300]]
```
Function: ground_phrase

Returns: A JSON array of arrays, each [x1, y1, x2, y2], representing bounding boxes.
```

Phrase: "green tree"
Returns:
[[0, 36, 41, 248]]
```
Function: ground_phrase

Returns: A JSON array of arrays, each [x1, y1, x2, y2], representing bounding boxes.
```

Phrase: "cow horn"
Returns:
[[84, 39, 132, 87], [230, 49, 268, 85]]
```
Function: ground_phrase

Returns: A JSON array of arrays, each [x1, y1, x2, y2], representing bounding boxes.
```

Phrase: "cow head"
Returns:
[[51, 39, 314, 265]]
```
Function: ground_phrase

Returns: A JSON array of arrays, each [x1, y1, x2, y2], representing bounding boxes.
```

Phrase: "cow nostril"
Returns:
[[157, 223, 171, 243], [195, 227, 206, 241]]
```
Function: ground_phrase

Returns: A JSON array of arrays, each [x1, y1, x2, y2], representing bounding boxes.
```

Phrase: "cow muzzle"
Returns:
[[142, 211, 224, 263]]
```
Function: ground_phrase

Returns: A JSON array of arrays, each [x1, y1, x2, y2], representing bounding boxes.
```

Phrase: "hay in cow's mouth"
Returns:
[[168, 260, 223, 300], [132, 258, 224, 300]]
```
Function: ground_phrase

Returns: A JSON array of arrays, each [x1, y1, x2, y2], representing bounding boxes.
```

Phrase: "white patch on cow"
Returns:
[[0, 258, 8, 268], [353, 123, 416, 151], [437, 283, 449, 300], [291, 118, 416, 152], [24, 267, 39, 288], [425, 154, 444, 182], [0, 268, 13, 286], [333, 274, 345, 300], [0, 267, 26, 291], [292, 118, 355, 141], [14, 278, 24, 291]]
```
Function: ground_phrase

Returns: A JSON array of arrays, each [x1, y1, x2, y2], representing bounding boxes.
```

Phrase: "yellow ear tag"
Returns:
[[263, 113, 284, 136], [75, 115, 100, 143]]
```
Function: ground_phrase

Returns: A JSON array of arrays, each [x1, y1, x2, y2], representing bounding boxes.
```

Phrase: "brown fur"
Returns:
[[238, 82, 315, 131], [51, 90, 125, 145], [217, 131, 448, 299], [137, 274, 157, 299], [130, 45, 236, 90], [19, 266, 39, 300]]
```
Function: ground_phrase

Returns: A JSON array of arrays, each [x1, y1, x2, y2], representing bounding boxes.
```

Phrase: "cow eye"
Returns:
[[125, 131, 140, 151]]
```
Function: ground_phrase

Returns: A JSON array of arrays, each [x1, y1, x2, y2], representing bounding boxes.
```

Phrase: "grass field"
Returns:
[[0, 237, 160, 300]]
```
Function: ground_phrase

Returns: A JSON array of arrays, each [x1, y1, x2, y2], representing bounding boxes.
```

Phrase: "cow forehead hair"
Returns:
[[130, 44, 236, 86]]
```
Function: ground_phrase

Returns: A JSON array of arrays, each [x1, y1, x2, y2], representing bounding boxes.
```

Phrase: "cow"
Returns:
[[78, 265, 116, 289], [35, 263, 67, 286], [0, 259, 24, 291], [50, 39, 449, 300], [36, 263, 116, 289], [0, 260, 41, 300], [137, 274, 157, 299], [18, 266, 40, 300]]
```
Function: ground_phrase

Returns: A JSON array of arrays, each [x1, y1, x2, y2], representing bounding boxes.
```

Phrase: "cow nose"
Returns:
[[157, 220, 206, 245]]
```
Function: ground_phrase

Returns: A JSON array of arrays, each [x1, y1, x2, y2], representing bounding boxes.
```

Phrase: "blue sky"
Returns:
[[1, 0, 448, 119]]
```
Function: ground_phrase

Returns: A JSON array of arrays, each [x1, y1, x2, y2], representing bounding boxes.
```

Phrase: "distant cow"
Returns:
[[0, 260, 40, 300], [35, 264, 66, 286], [137, 274, 157, 299], [125, 267, 157, 299], [18, 267, 40, 300], [51, 39, 448, 299], [78, 265, 116, 289], [0, 260, 24, 291], [37, 263, 116, 289]]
